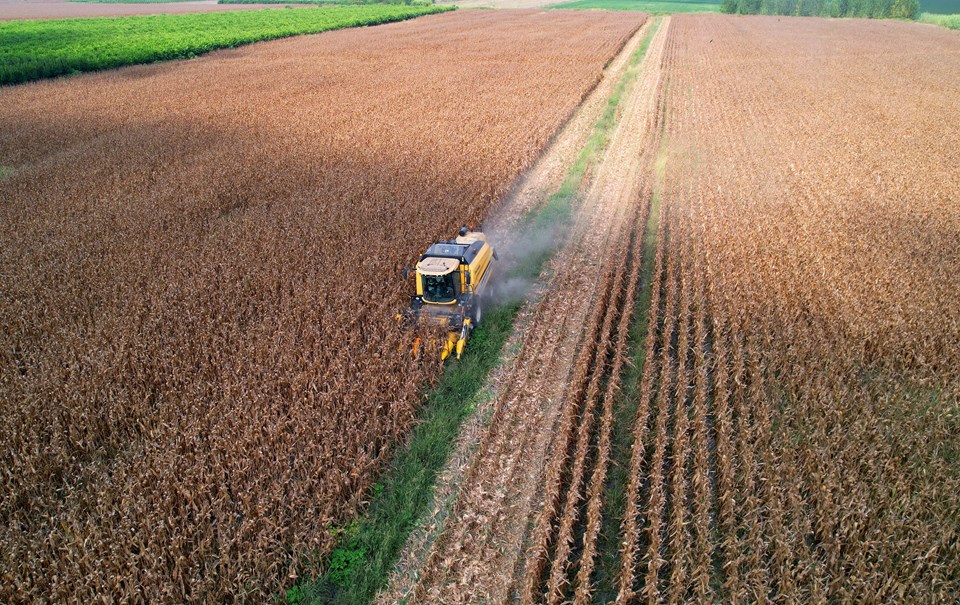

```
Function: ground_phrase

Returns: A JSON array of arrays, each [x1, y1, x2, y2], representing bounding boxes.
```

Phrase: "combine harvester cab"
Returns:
[[404, 226, 497, 360]]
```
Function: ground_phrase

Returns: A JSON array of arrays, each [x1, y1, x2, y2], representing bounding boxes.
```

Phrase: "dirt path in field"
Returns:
[[379, 17, 669, 605], [0, 0, 276, 21]]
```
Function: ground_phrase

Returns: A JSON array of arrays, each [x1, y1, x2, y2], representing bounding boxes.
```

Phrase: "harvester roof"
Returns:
[[417, 256, 460, 276], [423, 238, 486, 265]]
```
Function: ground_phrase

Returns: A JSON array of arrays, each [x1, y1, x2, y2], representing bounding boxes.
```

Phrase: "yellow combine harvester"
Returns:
[[401, 226, 497, 360]]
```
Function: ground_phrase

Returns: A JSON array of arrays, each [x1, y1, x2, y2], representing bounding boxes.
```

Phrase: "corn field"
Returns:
[[0, 10, 643, 602], [517, 14, 960, 605]]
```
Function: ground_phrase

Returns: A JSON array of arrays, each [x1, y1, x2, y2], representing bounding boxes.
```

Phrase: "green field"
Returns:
[[0, 5, 449, 86], [552, 0, 719, 13], [921, 11, 960, 26]]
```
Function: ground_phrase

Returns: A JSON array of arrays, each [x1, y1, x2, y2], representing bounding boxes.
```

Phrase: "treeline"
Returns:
[[721, 0, 920, 18]]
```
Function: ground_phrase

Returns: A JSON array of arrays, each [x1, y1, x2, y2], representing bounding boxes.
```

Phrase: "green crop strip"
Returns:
[[719, 0, 919, 19], [0, 5, 451, 86], [220, 0, 358, 4], [921, 0, 959, 13]]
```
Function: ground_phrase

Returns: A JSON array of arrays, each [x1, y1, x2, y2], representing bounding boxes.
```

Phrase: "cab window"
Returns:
[[422, 273, 457, 303]]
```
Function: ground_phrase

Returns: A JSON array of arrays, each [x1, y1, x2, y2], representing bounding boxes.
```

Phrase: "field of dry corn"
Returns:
[[2, 8, 958, 605], [0, 10, 644, 602], [513, 15, 960, 605], [619, 16, 960, 603]]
